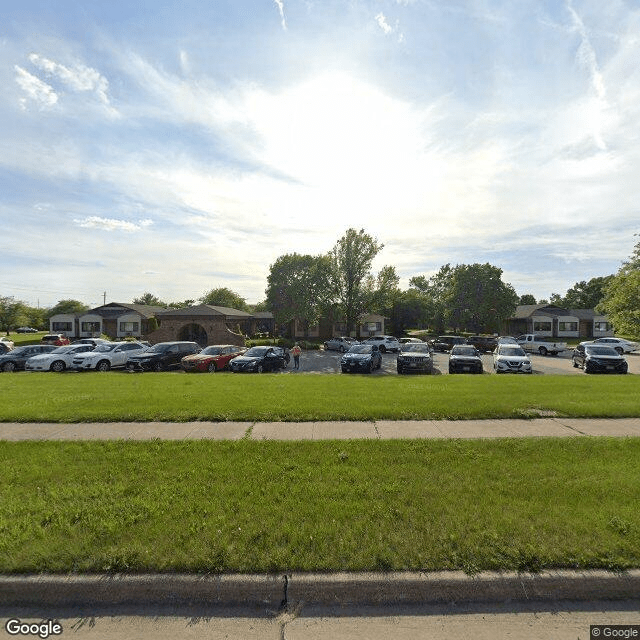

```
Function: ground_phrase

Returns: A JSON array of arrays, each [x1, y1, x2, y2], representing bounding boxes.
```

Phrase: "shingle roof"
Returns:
[[156, 304, 252, 319]]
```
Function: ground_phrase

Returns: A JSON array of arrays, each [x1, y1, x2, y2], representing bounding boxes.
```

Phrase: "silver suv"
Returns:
[[361, 335, 401, 353]]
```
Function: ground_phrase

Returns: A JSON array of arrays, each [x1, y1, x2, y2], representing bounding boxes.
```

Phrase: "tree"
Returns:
[[389, 288, 434, 335], [200, 287, 249, 311], [266, 253, 332, 335], [445, 263, 518, 333], [327, 228, 385, 334], [597, 239, 640, 337], [409, 264, 455, 333], [550, 276, 615, 309], [46, 299, 89, 318], [0, 296, 28, 332], [133, 293, 166, 307], [167, 299, 195, 309], [519, 294, 537, 305]]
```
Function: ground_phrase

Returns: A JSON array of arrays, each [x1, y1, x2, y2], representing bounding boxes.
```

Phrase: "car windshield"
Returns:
[[51, 346, 76, 353], [94, 344, 117, 352], [201, 346, 224, 355], [499, 346, 526, 357], [7, 346, 29, 355], [145, 344, 171, 353], [586, 346, 619, 356], [244, 346, 270, 357], [402, 344, 430, 353], [452, 346, 477, 356], [348, 345, 373, 354]]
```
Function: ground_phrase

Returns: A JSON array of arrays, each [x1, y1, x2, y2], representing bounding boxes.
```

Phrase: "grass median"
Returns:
[[1, 438, 639, 574], [1, 372, 639, 422]]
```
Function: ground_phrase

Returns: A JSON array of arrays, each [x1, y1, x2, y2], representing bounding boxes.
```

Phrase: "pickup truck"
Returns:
[[516, 334, 567, 356]]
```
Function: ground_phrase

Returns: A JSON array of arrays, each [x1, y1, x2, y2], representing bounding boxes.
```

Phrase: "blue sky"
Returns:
[[2, 0, 639, 308]]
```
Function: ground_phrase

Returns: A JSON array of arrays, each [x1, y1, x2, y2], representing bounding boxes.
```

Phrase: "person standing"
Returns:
[[291, 342, 302, 370]]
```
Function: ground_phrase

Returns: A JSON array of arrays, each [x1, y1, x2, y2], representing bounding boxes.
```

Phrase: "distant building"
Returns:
[[506, 305, 614, 339]]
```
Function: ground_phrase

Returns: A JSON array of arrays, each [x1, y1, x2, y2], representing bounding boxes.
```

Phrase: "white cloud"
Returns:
[[28, 53, 112, 106], [274, 0, 287, 30], [14, 66, 58, 108], [73, 216, 153, 232], [375, 13, 393, 35]]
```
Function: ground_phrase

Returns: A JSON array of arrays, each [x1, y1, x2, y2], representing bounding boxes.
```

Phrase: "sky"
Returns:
[[1, 0, 639, 309]]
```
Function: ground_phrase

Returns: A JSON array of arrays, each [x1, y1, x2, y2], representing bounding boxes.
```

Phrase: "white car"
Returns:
[[361, 335, 401, 353], [25, 344, 96, 372], [591, 337, 639, 354], [71, 341, 148, 371], [493, 344, 532, 374]]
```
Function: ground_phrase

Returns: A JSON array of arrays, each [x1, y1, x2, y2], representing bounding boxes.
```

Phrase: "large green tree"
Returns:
[[597, 239, 640, 337], [0, 296, 28, 332], [445, 263, 518, 333], [46, 299, 89, 318], [549, 275, 615, 309], [409, 264, 455, 333], [266, 253, 332, 335], [200, 287, 249, 311], [327, 229, 385, 334], [519, 294, 537, 305], [133, 293, 166, 307], [389, 288, 435, 335]]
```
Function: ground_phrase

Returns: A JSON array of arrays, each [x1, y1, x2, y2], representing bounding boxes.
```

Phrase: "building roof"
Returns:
[[85, 302, 166, 319], [512, 305, 608, 320], [156, 304, 252, 319]]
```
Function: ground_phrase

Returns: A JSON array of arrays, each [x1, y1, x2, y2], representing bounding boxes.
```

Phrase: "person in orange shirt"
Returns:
[[291, 342, 302, 370]]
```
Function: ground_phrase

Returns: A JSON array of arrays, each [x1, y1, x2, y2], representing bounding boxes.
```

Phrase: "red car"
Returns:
[[41, 334, 71, 346], [181, 344, 246, 372]]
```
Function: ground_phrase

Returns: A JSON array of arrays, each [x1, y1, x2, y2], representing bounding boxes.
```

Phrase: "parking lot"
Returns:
[[288, 348, 640, 376]]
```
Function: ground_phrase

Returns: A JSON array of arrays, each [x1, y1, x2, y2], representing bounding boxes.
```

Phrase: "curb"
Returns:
[[1, 570, 639, 609]]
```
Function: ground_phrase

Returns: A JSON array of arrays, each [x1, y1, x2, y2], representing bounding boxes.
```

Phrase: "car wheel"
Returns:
[[207, 361, 217, 373], [368, 362, 374, 373], [50, 360, 65, 372], [339, 346, 345, 352], [572, 359, 578, 368], [539, 346, 548, 356], [341, 367, 348, 373], [256, 364, 263, 373], [3, 361, 16, 372], [379, 345, 386, 353], [397, 367, 403, 374], [154, 362, 164, 372], [96, 360, 110, 372], [615, 347, 624, 354]]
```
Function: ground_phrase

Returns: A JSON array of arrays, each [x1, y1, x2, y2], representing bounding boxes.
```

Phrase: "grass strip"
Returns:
[[1, 438, 639, 574], [1, 373, 639, 422]]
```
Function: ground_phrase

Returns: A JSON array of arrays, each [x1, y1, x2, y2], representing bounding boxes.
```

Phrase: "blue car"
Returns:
[[340, 344, 382, 374]]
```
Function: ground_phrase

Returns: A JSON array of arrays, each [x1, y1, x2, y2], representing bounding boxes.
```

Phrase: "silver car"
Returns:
[[493, 344, 532, 374], [324, 336, 359, 352]]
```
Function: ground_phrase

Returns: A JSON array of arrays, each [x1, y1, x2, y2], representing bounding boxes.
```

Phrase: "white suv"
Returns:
[[71, 341, 148, 371], [361, 335, 401, 353]]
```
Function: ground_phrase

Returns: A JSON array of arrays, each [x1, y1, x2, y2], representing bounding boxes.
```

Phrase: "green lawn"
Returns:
[[0, 372, 638, 422], [1, 438, 638, 574]]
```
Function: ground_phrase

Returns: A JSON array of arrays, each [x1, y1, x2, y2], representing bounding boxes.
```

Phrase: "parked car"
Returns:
[[73, 338, 111, 347], [399, 337, 424, 344], [340, 344, 382, 373], [41, 334, 70, 346], [71, 341, 148, 371], [229, 346, 288, 373], [516, 334, 566, 356], [25, 344, 96, 372], [181, 344, 246, 372], [324, 336, 359, 352], [126, 341, 201, 372], [591, 337, 639, 354], [466, 335, 497, 353], [448, 345, 483, 374], [396, 342, 433, 374], [16, 327, 38, 333], [0, 345, 57, 372], [361, 335, 401, 353], [429, 335, 467, 352], [572, 344, 628, 374], [496, 336, 519, 346], [493, 344, 532, 374]]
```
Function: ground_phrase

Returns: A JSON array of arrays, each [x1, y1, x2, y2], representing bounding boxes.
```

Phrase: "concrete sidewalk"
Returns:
[[1, 417, 640, 440]]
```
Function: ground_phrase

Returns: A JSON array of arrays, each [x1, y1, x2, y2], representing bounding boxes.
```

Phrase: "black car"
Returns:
[[429, 335, 467, 352], [0, 345, 57, 372], [397, 343, 433, 374], [448, 345, 483, 374], [16, 327, 38, 333], [340, 344, 382, 374], [572, 344, 628, 374], [229, 346, 288, 373], [466, 335, 498, 353], [126, 341, 201, 371]]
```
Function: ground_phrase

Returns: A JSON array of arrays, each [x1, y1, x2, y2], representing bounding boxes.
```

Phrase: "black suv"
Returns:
[[126, 341, 200, 371], [467, 335, 497, 352], [429, 335, 467, 352]]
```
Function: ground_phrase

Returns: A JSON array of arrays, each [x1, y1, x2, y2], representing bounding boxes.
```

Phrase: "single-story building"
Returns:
[[49, 303, 165, 341], [505, 305, 614, 339]]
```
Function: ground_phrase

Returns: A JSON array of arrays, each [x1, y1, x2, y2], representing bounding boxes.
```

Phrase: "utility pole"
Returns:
[[103, 291, 106, 305]]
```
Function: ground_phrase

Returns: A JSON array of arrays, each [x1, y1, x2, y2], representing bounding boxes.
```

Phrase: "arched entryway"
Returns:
[[178, 323, 208, 346]]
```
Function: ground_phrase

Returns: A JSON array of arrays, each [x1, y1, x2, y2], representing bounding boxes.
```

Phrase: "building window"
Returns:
[[81, 321, 101, 332], [594, 322, 612, 332], [119, 322, 139, 333], [558, 322, 578, 332], [52, 322, 72, 332], [533, 321, 552, 332]]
